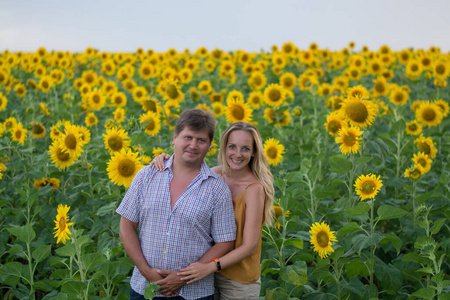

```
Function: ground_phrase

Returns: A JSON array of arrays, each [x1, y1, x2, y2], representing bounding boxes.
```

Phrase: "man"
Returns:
[[117, 109, 236, 300]]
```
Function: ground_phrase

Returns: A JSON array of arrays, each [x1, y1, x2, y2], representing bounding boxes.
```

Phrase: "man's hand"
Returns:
[[155, 269, 186, 296]]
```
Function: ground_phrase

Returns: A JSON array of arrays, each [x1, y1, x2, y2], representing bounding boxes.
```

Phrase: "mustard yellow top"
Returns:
[[219, 182, 263, 284]]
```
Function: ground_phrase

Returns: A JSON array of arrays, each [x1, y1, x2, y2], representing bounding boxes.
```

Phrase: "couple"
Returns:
[[116, 109, 274, 300]]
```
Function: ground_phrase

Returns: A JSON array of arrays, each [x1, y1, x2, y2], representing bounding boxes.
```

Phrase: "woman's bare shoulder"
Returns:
[[211, 165, 222, 175]]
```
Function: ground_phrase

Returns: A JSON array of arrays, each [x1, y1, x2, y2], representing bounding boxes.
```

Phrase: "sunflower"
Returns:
[[152, 147, 165, 157], [103, 127, 131, 154], [404, 164, 425, 180], [139, 62, 155, 80], [309, 222, 338, 259], [47, 178, 61, 189], [39, 102, 50, 116], [107, 149, 143, 188], [77, 126, 91, 145], [132, 86, 148, 103], [415, 101, 444, 127], [48, 140, 76, 170], [339, 96, 377, 128], [273, 204, 290, 229], [247, 71, 267, 90], [31, 122, 46, 138], [324, 111, 347, 137], [225, 99, 253, 123], [140, 97, 161, 114], [59, 123, 84, 158], [335, 126, 363, 155], [406, 60, 423, 78], [163, 80, 184, 102], [38, 75, 53, 93], [372, 77, 389, 97], [263, 84, 286, 107], [207, 141, 219, 156], [110, 91, 127, 108], [412, 152, 432, 173], [53, 204, 74, 244], [346, 85, 370, 100], [102, 81, 118, 96], [389, 87, 409, 105], [435, 99, 449, 117], [226, 90, 245, 104], [50, 125, 63, 141], [411, 100, 424, 112], [405, 120, 422, 135], [85, 112, 98, 127], [113, 108, 126, 123], [14, 83, 26, 97], [354, 173, 383, 201], [264, 138, 285, 166], [34, 178, 48, 190], [247, 91, 264, 109], [86, 89, 106, 111], [11, 123, 28, 144], [198, 80, 213, 95], [298, 74, 319, 91], [196, 103, 211, 112], [279, 72, 297, 90], [414, 134, 437, 159], [368, 59, 382, 75], [432, 60, 449, 80], [0, 162, 7, 180], [139, 111, 162, 136], [0, 93, 7, 112]]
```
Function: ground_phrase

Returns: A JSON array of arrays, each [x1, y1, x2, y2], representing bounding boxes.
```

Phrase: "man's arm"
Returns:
[[198, 241, 234, 263], [119, 216, 163, 283]]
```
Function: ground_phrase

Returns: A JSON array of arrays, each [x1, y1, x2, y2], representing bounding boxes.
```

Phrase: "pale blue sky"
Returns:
[[1, 0, 450, 53]]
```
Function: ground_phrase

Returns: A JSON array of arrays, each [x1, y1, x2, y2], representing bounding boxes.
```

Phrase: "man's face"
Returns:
[[173, 126, 211, 167]]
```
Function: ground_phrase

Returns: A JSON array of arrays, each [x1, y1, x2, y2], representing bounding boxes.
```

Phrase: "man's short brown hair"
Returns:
[[174, 109, 216, 142]]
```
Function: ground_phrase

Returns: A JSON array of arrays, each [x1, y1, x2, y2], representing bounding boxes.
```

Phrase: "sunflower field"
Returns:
[[0, 42, 449, 300]]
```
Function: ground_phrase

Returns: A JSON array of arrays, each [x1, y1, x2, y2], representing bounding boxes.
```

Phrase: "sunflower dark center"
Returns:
[[344, 134, 356, 146], [267, 147, 277, 159], [118, 159, 135, 177], [65, 134, 77, 149], [59, 218, 66, 231], [422, 108, 436, 121], [108, 135, 123, 151], [231, 105, 245, 120], [436, 65, 445, 75], [33, 124, 44, 134], [329, 121, 341, 133], [362, 182, 375, 193], [317, 231, 329, 247], [166, 84, 179, 99], [418, 142, 431, 154], [346, 102, 368, 123], [269, 89, 281, 102], [145, 119, 155, 131], [56, 148, 70, 161]]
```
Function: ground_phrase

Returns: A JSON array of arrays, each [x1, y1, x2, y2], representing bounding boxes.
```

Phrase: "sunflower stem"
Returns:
[[25, 241, 35, 300]]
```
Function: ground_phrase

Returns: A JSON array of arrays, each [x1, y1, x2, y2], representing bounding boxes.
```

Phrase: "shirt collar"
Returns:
[[164, 155, 218, 180]]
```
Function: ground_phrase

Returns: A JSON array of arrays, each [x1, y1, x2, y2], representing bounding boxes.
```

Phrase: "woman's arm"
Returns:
[[178, 183, 265, 284]]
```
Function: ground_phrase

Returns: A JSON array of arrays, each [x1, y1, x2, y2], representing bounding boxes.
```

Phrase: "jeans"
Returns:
[[130, 288, 214, 300]]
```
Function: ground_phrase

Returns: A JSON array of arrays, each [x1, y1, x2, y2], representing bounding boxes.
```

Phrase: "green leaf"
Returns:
[[96, 201, 118, 216], [143, 282, 160, 299], [32, 245, 52, 263], [356, 156, 372, 166], [265, 288, 289, 300], [381, 233, 402, 255], [61, 280, 87, 297], [82, 253, 105, 271], [9, 244, 24, 255], [416, 267, 434, 274], [55, 244, 76, 257], [280, 262, 308, 286], [284, 239, 303, 249], [0, 262, 23, 285], [345, 202, 370, 216], [430, 218, 447, 235], [7, 224, 36, 244], [401, 253, 429, 265], [376, 263, 402, 294], [345, 260, 369, 278], [411, 287, 435, 299], [337, 222, 361, 237], [352, 233, 383, 255], [343, 277, 365, 297], [377, 205, 407, 220], [274, 178, 286, 193], [329, 154, 352, 174]]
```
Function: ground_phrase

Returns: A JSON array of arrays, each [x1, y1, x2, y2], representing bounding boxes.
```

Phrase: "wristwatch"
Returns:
[[213, 258, 221, 272]]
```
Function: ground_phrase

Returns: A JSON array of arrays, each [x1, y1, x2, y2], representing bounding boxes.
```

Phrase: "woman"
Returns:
[[151, 122, 274, 299]]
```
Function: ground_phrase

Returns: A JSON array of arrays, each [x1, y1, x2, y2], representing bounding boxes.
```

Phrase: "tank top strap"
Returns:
[[245, 181, 260, 190]]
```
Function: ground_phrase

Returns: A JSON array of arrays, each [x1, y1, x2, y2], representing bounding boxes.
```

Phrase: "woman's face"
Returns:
[[225, 130, 254, 171]]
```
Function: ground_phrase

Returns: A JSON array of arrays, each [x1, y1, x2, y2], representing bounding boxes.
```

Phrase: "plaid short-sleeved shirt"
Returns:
[[116, 156, 236, 299]]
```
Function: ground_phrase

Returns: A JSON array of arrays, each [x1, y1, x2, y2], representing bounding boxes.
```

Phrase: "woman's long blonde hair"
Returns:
[[218, 122, 275, 226]]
